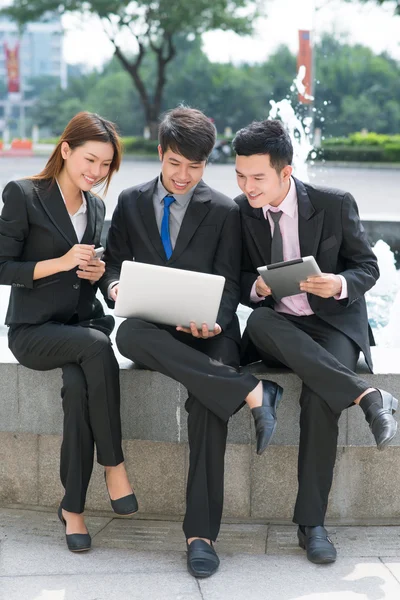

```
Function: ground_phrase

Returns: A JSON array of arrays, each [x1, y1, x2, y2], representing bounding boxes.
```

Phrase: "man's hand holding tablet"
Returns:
[[300, 273, 343, 298], [257, 256, 324, 300], [255, 276, 272, 298]]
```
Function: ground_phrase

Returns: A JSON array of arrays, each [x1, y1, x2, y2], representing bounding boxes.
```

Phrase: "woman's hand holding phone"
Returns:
[[59, 244, 95, 271], [75, 246, 106, 282]]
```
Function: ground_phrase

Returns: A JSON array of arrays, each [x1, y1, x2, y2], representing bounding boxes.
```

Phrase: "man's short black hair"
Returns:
[[159, 106, 216, 162], [232, 120, 293, 173]]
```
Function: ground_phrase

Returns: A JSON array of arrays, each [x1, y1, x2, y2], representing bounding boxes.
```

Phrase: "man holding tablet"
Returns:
[[100, 107, 282, 578], [233, 119, 398, 565]]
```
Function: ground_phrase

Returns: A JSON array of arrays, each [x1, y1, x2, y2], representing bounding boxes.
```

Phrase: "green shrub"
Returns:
[[320, 132, 400, 162], [383, 142, 400, 162], [320, 145, 386, 162], [38, 136, 159, 154], [122, 137, 159, 154], [348, 132, 389, 146], [39, 138, 59, 144], [322, 137, 352, 147]]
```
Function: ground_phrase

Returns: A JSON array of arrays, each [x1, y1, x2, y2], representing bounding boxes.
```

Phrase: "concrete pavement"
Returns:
[[0, 157, 399, 220], [2, 505, 400, 599]]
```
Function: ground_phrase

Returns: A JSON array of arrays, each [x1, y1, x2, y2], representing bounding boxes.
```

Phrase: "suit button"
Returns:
[[73, 283, 80, 290]]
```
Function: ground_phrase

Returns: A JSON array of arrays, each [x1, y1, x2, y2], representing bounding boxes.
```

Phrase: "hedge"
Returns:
[[27, 132, 400, 163], [320, 132, 400, 162], [121, 137, 159, 154]]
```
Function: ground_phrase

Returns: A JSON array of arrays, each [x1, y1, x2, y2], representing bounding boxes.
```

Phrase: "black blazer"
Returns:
[[0, 178, 106, 326], [235, 177, 379, 371], [100, 177, 242, 342]]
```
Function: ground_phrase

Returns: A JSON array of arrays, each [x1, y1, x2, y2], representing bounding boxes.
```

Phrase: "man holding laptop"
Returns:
[[233, 119, 398, 565], [100, 107, 282, 578]]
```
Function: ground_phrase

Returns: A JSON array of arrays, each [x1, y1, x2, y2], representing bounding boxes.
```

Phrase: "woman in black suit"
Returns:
[[0, 112, 137, 552]]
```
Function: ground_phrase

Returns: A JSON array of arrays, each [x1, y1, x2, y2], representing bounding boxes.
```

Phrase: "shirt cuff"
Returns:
[[250, 280, 265, 303], [107, 280, 119, 300], [334, 275, 348, 300]]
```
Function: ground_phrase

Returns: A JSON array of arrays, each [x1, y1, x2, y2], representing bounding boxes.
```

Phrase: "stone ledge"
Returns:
[[0, 339, 399, 447], [2, 433, 400, 522]]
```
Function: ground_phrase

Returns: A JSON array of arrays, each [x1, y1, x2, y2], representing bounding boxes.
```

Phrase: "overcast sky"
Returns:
[[60, 0, 400, 68]]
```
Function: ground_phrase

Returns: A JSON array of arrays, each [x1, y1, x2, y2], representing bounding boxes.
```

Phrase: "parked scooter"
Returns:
[[209, 139, 232, 163]]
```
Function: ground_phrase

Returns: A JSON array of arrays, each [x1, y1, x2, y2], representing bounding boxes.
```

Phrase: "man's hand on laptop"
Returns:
[[176, 322, 222, 339], [110, 283, 119, 301]]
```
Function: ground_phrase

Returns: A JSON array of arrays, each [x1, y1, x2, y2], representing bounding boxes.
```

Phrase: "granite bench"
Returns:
[[1, 334, 400, 524]]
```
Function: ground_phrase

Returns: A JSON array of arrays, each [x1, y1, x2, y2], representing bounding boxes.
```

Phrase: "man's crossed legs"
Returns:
[[244, 307, 398, 564], [116, 317, 281, 578]]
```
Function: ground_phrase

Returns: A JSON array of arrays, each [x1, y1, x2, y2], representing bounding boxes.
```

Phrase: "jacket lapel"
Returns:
[[34, 179, 78, 247], [294, 178, 324, 259], [137, 178, 166, 261], [169, 180, 211, 264], [81, 192, 101, 245], [242, 206, 272, 266]]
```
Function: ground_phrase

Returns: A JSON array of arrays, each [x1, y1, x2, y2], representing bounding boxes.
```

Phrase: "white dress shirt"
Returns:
[[56, 180, 87, 242]]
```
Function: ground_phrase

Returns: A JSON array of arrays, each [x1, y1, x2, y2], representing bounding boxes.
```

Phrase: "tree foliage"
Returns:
[[345, 0, 400, 15], [2, 0, 261, 137], [2, 33, 399, 139]]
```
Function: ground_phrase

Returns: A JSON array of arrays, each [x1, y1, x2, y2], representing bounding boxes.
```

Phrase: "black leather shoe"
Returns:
[[363, 389, 398, 450], [251, 380, 283, 455], [298, 526, 337, 564], [104, 471, 139, 515], [186, 539, 220, 578], [57, 505, 91, 552]]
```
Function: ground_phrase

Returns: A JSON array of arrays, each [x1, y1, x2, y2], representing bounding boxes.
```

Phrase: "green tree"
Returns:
[[85, 72, 144, 135], [345, 0, 400, 15], [2, 0, 261, 138], [29, 71, 101, 134], [313, 35, 400, 136]]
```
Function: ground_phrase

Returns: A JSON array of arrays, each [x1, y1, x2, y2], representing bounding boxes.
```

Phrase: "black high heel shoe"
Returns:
[[104, 471, 139, 515], [57, 505, 91, 552]]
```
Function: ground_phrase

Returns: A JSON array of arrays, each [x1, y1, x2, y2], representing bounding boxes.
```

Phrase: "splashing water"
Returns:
[[268, 66, 315, 182], [269, 99, 313, 183], [366, 241, 400, 346]]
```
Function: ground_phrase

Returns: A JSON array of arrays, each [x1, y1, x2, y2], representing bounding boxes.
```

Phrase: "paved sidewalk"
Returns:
[[1, 506, 400, 599]]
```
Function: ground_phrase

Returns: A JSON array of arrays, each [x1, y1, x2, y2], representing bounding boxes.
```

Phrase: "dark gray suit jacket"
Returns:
[[0, 178, 105, 326], [235, 177, 379, 371], [100, 177, 242, 342]]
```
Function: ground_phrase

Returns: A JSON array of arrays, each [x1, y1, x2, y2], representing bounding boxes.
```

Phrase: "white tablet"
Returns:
[[257, 256, 322, 300], [114, 261, 225, 329]]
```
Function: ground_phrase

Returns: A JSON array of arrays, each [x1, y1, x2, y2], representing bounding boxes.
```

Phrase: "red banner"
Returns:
[[4, 42, 20, 93], [297, 30, 312, 104]]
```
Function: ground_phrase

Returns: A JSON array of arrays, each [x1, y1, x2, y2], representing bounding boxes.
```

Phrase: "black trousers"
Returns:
[[116, 318, 257, 542], [244, 307, 368, 526], [8, 320, 124, 514]]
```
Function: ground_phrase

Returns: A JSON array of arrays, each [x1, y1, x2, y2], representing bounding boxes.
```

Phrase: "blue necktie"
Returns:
[[161, 195, 175, 259]]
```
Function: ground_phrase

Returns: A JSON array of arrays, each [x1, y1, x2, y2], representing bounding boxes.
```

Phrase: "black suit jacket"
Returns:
[[100, 177, 242, 342], [0, 178, 106, 326], [235, 177, 379, 371]]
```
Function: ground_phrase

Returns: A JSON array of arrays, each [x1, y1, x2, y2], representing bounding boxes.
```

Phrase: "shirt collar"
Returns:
[[56, 180, 87, 216], [263, 177, 297, 219], [157, 175, 197, 208]]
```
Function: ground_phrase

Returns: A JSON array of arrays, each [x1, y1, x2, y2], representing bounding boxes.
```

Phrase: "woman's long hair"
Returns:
[[31, 112, 122, 194]]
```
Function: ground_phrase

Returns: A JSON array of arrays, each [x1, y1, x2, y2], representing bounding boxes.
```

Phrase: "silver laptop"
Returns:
[[114, 261, 226, 329]]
